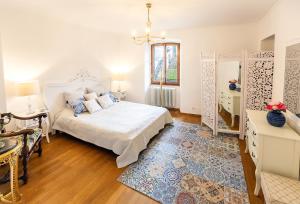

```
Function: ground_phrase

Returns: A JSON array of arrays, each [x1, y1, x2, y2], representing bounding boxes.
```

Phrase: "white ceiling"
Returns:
[[1, 0, 277, 33]]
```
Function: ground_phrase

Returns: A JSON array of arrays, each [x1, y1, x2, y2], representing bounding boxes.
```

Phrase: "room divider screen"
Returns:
[[200, 51, 216, 135], [200, 51, 274, 139]]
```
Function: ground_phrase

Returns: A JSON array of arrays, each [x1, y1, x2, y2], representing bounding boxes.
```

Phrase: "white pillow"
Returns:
[[84, 92, 98, 101], [83, 99, 102, 114], [97, 94, 114, 109], [64, 91, 85, 105]]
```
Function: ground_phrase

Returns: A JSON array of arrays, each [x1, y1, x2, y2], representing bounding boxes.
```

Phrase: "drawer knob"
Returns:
[[252, 142, 256, 147], [251, 152, 255, 158], [252, 131, 256, 135]]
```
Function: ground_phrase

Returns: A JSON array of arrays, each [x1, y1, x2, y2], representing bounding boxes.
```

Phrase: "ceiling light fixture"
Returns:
[[131, 2, 166, 45]]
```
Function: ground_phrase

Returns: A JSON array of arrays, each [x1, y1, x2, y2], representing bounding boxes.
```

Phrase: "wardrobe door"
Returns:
[[200, 52, 216, 134], [245, 51, 274, 110]]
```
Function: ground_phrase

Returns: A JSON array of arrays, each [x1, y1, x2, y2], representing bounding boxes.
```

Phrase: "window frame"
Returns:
[[151, 43, 180, 86]]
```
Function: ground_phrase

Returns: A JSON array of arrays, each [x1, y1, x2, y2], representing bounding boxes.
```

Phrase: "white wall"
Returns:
[[0, 8, 122, 113], [0, 34, 7, 112], [0, 6, 260, 116], [257, 0, 300, 102], [119, 24, 259, 114], [261, 35, 275, 51], [167, 24, 258, 114], [118, 37, 146, 103]]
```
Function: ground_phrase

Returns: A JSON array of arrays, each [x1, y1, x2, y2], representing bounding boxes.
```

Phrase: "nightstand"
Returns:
[[112, 91, 127, 101], [15, 110, 50, 143]]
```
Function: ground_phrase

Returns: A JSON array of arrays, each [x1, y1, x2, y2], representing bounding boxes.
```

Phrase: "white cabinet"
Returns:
[[219, 89, 241, 126], [245, 110, 300, 196]]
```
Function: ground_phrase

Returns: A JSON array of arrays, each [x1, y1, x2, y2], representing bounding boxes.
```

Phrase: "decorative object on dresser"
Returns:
[[0, 112, 47, 184], [265, 101, 287, 127], [16, 80, 40, 115], [0, 137, 23, 203], [228, 79, 237, 90], [261, 172, 300, 204], [245, 109, 300, 196]]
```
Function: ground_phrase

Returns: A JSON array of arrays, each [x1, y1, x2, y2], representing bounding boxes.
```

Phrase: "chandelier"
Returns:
[[131, 2, 166, 45]]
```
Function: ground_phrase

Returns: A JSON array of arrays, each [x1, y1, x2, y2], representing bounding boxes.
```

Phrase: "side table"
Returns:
[[0, 138, 23, 203]]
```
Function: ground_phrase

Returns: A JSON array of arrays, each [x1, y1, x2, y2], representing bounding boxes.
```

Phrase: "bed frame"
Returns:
[[43, 70, 111, 131]]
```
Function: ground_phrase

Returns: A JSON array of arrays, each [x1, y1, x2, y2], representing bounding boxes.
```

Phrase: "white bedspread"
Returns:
[[53, 101, 173, 168]]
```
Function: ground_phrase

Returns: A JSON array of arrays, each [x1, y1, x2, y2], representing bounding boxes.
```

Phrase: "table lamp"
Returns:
[[112, 72, 125, 92], [16, 80, 40, 114]]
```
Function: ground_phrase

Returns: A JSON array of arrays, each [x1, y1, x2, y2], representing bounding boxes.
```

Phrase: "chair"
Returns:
[[261, 172, 300, 204], [0, 112, 47, 184]]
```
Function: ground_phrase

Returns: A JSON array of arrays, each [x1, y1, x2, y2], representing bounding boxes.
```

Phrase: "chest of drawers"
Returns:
[[245, 110, 300, 196], [219, 89, 241, 126]]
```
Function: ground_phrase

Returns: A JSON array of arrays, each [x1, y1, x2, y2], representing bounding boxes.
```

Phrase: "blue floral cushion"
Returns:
[[69, 99, 87, 117], [27, 128, 42, 151]]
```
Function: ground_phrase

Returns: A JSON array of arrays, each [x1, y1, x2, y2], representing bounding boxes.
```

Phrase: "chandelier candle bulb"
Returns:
[[131, 2, 166, 45]]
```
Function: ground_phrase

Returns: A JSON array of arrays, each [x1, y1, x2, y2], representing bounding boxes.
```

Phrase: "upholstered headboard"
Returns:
[[43, 71, 111, 127]]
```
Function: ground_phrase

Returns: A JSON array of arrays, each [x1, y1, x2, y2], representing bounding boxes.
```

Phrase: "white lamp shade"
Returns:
[[112, 73, 125, 81], [16, 80, 40, 96]]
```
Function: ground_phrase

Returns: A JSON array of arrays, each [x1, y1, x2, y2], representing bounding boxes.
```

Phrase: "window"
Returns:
[[151, 43, 180, 86]]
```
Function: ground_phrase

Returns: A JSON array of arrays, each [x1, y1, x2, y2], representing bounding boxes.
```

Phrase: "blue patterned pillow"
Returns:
[[69, 99, 87, 117], [100, 92, 119, 103]]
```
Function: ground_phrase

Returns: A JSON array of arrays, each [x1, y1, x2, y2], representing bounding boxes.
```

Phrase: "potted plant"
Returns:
[[265, 101, 287, 127], [229, 79, 237, 90]]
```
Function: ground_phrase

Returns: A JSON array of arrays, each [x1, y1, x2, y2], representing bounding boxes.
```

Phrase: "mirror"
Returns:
[[284, 43, 300, 118], [217, 61, 242, 132]]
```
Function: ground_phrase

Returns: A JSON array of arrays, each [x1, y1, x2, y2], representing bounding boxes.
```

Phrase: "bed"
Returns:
[[44, 74, 172, 168]]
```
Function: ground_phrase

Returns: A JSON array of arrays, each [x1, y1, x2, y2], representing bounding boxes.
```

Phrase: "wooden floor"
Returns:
[[0, 110, 264, 204], [218, 108, 240, 131]]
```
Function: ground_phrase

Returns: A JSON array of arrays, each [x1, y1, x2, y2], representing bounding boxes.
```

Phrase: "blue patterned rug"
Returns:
[[118, 121, 249, 204], [218, 115, 230, 130]]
